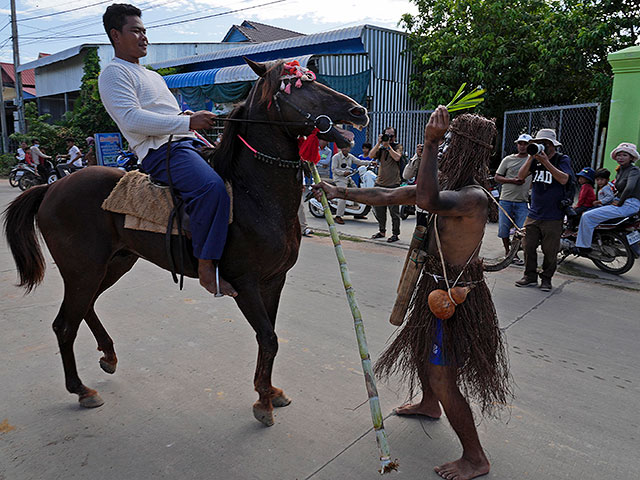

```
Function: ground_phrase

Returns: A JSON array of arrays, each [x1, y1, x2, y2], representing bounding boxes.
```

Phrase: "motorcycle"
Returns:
[[17, 159, 60, 190], [116, 149, 139, 171], [307, 166, 374, 219], [559, 212, 640, 275], [8, 162, 29, 188]]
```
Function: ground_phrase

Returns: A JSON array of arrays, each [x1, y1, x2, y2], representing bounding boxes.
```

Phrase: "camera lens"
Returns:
[[526, 143, 544, 156]]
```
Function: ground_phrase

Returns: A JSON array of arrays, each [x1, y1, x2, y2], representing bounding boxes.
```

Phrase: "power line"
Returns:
[[18, 0, 114, 22], [148, 0, 287, 29]]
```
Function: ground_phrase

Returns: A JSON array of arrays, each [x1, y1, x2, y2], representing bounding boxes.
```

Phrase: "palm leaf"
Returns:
[[445, 84, 485, 112]]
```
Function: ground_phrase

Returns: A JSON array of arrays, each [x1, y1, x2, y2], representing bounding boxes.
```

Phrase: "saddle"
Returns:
[[101, 170, 232, 235]]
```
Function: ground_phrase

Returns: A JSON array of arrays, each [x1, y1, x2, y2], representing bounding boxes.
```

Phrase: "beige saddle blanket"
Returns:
[[101, 170, 232, 235]]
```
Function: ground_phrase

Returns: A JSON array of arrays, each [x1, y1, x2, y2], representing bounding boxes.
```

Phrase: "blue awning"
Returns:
[[164, 54, 313, 88]]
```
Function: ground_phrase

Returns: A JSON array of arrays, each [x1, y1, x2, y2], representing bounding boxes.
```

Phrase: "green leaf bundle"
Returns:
[[446, 83, 485, 112]]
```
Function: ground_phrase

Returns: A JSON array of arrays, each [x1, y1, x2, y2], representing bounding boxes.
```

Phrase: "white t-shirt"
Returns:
[[68, 145, 83, 167]]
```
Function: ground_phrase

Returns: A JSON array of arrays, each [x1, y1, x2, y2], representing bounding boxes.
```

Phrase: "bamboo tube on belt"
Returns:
[[397, 225, 427, 293], [389, 248, 427, 326]]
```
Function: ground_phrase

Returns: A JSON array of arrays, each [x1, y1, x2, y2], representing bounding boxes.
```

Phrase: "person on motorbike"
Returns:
[[16, 141, 29, 163], [331, 145, 373, 224], [56, 138, 84, 177], [575, 143, 640, 254], [30, 138, 52, 180]]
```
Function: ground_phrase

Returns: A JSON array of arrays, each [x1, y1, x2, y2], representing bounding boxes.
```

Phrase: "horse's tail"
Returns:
[[3, 185, 50, 293]]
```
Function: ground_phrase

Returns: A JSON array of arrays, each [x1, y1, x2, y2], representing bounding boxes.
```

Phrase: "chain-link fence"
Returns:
[[502, 103, 601, 172]]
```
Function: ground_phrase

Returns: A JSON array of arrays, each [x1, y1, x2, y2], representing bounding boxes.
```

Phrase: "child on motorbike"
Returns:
[[593, 168, 615, 207]]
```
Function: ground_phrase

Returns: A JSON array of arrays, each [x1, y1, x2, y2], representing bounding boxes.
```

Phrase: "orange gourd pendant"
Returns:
[[427, 286, 471, 320]]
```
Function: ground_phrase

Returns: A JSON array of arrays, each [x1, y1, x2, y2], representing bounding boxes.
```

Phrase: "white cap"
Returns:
[[515, 134, 532, 143]]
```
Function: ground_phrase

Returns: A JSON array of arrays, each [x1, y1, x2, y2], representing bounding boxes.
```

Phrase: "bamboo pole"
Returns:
[[309, 163, 398, 474]]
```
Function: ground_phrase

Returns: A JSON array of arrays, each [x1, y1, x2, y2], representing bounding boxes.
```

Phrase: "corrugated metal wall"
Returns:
[[315, 26, 425, 157]]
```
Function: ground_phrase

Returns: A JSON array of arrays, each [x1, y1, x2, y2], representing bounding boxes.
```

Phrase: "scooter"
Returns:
[[307, 166, 374, 219], [559, 212, 640, 275], [116, 149, 139, 171], [9, 162, 29, 188], [17, 159, 60, 190]]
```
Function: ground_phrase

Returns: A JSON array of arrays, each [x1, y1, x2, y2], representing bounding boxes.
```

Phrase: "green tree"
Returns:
[[67, 47, 117, 141], [401, 0, 639, 120]]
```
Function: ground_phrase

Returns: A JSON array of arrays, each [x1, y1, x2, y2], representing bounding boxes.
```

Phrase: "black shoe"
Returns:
[[371, 232, 385, 239], [387, 235, 400, 243], [515, 276, 538, 287], [354, 215, 368, 220], [539, 278, 552, 292]]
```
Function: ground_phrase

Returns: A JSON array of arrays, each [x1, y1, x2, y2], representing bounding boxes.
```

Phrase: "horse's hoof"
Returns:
[[272, 392, 292, 408], [99, 358, 117, 374], [79, 391, 104, 408], [253, 403, 275, 427]]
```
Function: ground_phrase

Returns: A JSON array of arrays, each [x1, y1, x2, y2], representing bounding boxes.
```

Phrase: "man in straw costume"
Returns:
[[313, 106, 511, 480]]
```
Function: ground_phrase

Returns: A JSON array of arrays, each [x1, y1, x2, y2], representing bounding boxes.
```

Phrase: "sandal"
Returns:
[[371, 232, 386, 239]]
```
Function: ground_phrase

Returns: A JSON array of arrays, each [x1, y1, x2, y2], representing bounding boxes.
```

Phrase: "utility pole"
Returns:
[[10, 0, 25, 133], [0, 68, 8, 153]]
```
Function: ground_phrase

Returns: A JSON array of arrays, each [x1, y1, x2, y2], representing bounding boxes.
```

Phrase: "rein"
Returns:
[[237, 134, 301, 169]]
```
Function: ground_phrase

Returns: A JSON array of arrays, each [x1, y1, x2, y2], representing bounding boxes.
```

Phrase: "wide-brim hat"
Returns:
[[577, 167, 595, 183], [531, 128, 562, 147], [610, 142, 639, 161], [515, 133, 532, 143]]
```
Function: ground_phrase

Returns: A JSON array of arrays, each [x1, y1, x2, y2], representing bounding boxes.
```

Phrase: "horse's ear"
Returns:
[[244, 57, 268, 77]]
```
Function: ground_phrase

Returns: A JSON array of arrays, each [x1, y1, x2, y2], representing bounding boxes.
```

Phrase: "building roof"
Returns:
[[222, 20, 304, 43], [1, 62, 35, 86], [150, 25, 372, 71]]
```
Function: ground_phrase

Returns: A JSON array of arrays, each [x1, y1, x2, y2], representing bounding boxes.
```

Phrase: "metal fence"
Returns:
[[502, 103, 601, 172]]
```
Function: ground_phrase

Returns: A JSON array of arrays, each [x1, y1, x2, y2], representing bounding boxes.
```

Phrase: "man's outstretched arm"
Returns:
[[312, 182, 416, 206], [415, 106, 483, 216]]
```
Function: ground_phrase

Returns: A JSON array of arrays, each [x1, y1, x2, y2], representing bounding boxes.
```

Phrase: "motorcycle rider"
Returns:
[[331, 145, 373, 224], [30, 138, 52, 181], [576, 143, 640, 254], [56, 137, 84, 177]]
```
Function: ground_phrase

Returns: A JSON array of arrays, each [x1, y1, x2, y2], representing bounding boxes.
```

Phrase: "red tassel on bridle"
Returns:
[[298, 128, 321, 164]]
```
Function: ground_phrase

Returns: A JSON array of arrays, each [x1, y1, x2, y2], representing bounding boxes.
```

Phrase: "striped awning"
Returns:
[[163, 55, 313, 88]]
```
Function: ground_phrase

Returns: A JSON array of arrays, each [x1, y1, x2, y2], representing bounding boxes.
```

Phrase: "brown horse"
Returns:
[[3, 59, 368, 426]]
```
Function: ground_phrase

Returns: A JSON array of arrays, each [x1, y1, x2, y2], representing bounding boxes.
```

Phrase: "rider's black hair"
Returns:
[[103, 4, 142, 46], [362, 142, 372, 150]]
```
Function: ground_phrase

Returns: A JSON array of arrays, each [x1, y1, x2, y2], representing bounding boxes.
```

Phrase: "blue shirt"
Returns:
[[316, 146, 333, 178], [528, 153, 574, 221]]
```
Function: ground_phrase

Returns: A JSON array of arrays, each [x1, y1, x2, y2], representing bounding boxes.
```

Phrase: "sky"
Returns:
[[0, 0, 419, 64]]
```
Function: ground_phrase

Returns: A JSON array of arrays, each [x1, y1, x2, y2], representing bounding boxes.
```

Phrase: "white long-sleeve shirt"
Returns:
[[98, 57, 195, 160]]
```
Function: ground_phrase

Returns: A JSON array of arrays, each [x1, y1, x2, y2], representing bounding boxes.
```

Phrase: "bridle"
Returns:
[[226, 61, 336, 168]]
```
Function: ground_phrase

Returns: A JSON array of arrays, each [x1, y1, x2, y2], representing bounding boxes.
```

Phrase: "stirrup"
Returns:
[[215, 264, 224, 297]]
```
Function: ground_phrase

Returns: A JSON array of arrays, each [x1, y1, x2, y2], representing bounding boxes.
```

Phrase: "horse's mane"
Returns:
[[209, 60, 286, 181]]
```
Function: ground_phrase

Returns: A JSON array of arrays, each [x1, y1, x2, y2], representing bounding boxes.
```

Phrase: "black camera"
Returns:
[[381, 133, 390, 142], [341, 163, 347, 168], [527, 143, 545, 156]]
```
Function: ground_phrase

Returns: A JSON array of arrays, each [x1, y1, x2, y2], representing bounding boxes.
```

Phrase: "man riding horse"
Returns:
[[99, 3, 236, 297]]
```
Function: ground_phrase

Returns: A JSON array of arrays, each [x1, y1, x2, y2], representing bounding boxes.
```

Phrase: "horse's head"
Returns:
[[245, 58, 369, 148]]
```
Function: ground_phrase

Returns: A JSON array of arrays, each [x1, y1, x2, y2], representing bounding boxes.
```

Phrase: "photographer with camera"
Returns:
[[369, 126, 404, 242], [515, 129, 574, 292], [331, 145, 373, 224]]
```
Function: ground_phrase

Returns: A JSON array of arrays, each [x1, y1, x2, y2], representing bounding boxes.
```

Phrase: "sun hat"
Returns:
[[531, 128, 562, 147], [610, 142, 639, 161], [576, 167, 595, 183], [514, 133, 532, 143]]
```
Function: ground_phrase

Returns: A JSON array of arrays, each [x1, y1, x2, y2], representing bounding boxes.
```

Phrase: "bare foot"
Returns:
[[434, 456, 490, 480], [198, 260, 237, 297], [393, 399, 442, 418]]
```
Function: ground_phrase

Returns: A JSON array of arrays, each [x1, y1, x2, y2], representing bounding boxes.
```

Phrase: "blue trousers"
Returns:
[[142, 139, 230, 260], [576, 198, 640, 248]]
